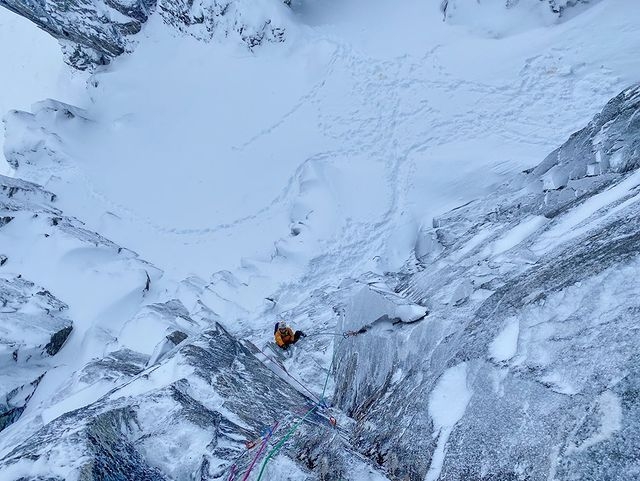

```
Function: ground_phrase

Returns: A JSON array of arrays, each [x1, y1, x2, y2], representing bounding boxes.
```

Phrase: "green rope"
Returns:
[[254, 401, 321, 481], [255, 336, 348, 481], [321, 337, 346, 398]]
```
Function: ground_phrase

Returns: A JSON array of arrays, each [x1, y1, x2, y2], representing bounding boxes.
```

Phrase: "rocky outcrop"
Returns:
[[334, 84, 640, 481], [0, 325, 385, 481], [0, 0, 291, 69], [0, 169, 162, 435], [0, 274, 72, 433], [0, 373, 45, 433], [0, 276, 72, 364], [0, 167, 382, 476], [158, 0, 288, 48], [0, 0, 156, 69], [533, 85, 640, 181]]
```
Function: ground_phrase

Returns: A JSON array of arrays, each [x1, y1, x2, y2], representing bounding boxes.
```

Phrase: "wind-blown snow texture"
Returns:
[[1, 0, 640, 480]]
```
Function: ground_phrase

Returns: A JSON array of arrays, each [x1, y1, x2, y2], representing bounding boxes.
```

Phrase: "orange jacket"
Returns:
[[275, 327, 295, 348]]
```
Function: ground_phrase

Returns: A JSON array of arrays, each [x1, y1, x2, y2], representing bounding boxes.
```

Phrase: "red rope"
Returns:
[[240, 421, 279, 481]]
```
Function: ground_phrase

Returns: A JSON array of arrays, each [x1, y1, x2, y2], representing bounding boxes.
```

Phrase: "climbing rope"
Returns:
[[240, 421, 279, 481], [255, 334, 351, 481], [321, 336, 346, 399], [228, 327, 363, 481], [250, 343, 321, 402], [250, 328, 360, 403], [305, 330, 362, 339], [255, 399, 323, 481], [227, 422, 279, 481]]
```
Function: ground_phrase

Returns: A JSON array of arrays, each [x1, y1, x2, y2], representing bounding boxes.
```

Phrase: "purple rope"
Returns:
[[240, 421, 279, 481]]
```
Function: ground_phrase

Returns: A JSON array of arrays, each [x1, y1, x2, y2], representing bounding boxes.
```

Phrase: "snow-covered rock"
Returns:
[[0, 0, 290, 69], [0, 275, 72, 364], [0, 169, 166, 436], [0, 273, 72, 433], [158, 0, 288, 47], [333, 84, 640, 480], [442, 0, 602, 35], [0, 0, 155, 69], [0, 163, 387, 479], [334, 284, 427, 417], [533, 84, 640, 181], [1, 2, 639, 480], [3, 100, 88, 182], [0, 324, 386, 481]]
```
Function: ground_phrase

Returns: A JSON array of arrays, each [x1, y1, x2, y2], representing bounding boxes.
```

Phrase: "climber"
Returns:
[[274, 321, 306, 349]]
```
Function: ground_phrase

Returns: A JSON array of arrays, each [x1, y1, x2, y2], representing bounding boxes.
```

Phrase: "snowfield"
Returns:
[[1, 0, 640, 480]]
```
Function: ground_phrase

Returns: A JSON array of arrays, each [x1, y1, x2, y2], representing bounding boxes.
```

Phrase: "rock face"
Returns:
[[1, 14, 638, 480], [0, 325, 385, 481], [0, 0, 156, 69], [0, 135, 386, 479], [334, 84, 640, 480], [0, 0, 290, 69]]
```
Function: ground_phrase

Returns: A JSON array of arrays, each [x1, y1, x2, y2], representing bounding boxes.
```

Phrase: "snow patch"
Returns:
[[426, 362, 473, 481], [489, 216, 550, 257], [344, 286, 427, 333], [489, 318, 520, 362], [568, 390, 623, 453]]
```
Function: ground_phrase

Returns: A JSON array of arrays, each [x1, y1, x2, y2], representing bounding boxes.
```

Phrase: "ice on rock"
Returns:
[[341, 284, 428, 331], [414, 227, 443, 262], [488, 318, 519, 362], [334, 284, 427, 417], [334, 84, 640, 481], [542, 165, 570, 190], [425, 362, 473, 481], [0, 325, 387, 481], [449, 279, 473, 305]]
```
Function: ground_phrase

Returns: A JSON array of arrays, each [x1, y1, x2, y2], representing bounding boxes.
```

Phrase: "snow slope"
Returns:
[[1, 0, 640, 479], [9, 0, 640, 308], [0, 8, 69, 175]]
